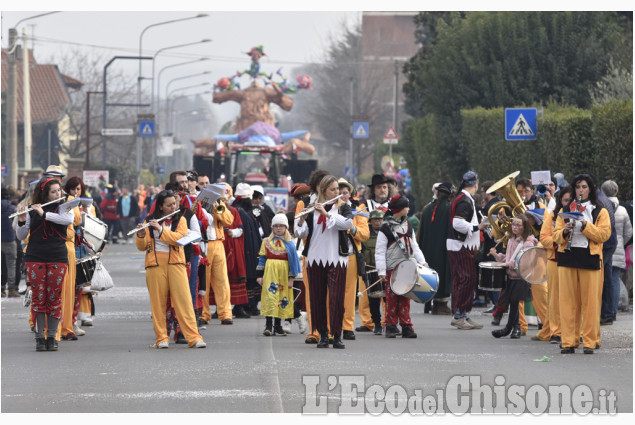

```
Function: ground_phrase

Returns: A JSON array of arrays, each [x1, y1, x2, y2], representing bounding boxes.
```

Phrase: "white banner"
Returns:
[[157, 136, 174, 157], [83, 170, 109, 188]]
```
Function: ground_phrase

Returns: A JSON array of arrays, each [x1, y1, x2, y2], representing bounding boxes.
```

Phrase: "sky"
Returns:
[[1, 7, 363, 126]]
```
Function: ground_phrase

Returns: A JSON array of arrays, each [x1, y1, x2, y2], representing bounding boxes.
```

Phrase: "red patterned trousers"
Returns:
[[385, 269, 413, 327], [26, 261, 67, 320]]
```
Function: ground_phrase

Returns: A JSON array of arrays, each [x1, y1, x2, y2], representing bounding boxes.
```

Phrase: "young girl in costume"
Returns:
[[257, 213, 301, 336], [490, 213, 538, 339]]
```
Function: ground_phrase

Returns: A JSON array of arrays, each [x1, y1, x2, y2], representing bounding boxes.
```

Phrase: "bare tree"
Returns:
[[54, 48, 139, 172], [280, 21, 392, 179]]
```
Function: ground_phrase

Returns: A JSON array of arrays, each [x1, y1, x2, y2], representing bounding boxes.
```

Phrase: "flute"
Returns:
[[127, 210, 180, 235], [295, 194, 343, 219], [9, 196, 66, 219]]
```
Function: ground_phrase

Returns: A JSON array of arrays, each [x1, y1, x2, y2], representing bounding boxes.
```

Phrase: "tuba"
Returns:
[[486, 171, 537, 247]]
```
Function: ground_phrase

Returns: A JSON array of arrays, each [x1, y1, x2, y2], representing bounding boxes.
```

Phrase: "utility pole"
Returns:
[[86, 91, 104, 167], [6, 28, 18, 187], [23, 28, 32, 170], [349, 78, 354, 182], [390, 60, 399, 164]]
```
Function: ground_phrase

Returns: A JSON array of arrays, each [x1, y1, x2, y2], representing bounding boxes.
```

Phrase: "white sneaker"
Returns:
[[194, 340, 207, 348], [73, 322, 86, 336], [282, 320, 292, 334], [297, 311, 308, 334], [82, 317, 93, 327], [157, 341, 169, 349]]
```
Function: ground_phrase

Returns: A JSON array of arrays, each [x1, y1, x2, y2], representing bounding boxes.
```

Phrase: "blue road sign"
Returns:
[[1, 164, 7, 176], [139, 121, 155, 137], [352, 122, 369, 139], [505, 108, 537, 141]]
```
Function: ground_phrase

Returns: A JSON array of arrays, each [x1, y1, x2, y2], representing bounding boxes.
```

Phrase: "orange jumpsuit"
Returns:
[[553, 206, 610, 350]]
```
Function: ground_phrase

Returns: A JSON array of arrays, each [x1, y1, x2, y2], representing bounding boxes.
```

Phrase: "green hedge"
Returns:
[[403, 100, 632, 209]]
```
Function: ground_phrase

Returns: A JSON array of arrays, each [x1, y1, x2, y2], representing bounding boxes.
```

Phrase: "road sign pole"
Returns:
[[349, 79, 354, 185]]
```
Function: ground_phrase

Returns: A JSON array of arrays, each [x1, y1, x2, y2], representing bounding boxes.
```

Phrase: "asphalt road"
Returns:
[[1, 242, 632, 414]]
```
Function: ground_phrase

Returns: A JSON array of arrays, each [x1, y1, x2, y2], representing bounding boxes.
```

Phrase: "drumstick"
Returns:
[[357, 279, 383, 297], [292, 286, 302, 303]]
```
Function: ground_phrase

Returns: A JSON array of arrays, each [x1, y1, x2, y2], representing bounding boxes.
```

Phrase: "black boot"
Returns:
[[175, 331, 187, 344], [46, 337, 58, 351], [424, 300, 432, 314], [234, 305, 251, 319], [401, 325, 417, 339], [510, 325, 521, 339], [385, 325, 398, 338], [317, 331, 329, 348], [491, 312, 503, 326], [263, 317, 273, 336], [332, 333, 345, 349], [491, 326, 512, 338], [36, 337, 46, 352], [342, 330, 356, 340]]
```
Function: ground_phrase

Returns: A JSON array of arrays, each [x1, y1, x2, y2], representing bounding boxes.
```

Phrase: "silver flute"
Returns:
[[127, 210, 180, 235], [9, 196, 66, 219], [295, 194, 343, 219]]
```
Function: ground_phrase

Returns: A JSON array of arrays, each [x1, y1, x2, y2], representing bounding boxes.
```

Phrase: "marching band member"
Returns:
[[295, 175, 353, 349], [447, 171, 489, 330], [135, 190, 206, 349], [60, 180, 83, 341], [375, 194, 427, 339], [553, 174, 611, 354], [490, 214, 538, 339], [362, 209, 386, 334], [539, 186, 572, 345], [294, 170, 329, 344], [337, 178, 369, 341], [64, 177, 95, 337], [199, 191, 235, 325], [16, 178, 74, 351]]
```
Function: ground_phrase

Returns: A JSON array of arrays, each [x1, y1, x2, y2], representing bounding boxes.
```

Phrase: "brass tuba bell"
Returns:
[[486, 171, 528, 247]]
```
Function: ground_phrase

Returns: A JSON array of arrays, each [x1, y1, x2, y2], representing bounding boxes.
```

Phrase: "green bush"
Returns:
[[402, 100, 632, 207]]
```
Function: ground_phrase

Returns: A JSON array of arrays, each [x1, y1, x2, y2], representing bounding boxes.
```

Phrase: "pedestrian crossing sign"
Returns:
[[139, 121, 155, 138], [353, 122, 369, 139], [505, 108, 537, 141]]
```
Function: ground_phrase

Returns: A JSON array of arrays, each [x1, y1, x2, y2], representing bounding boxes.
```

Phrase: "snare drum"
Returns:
[[390, 259, 438, 304], [82, 213, 108, 252], [365, 270, 385, 298], [76, 255, 99, 287], [478, 261, 506, 291]]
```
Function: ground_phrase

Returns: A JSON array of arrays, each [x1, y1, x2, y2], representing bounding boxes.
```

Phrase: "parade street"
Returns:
[[1, 243, 632, 415]]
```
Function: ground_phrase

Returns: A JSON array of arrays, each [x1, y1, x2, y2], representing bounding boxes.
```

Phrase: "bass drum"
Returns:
[[390, 258, 438, 304], [82, 213, 108, 252], [515, 246, 548, 284]]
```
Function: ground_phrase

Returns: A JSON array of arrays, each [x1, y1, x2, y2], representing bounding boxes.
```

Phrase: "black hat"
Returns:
[[388, 194, 409, 213], [367, 174, 395, 188], [436, 182, 455, 195]]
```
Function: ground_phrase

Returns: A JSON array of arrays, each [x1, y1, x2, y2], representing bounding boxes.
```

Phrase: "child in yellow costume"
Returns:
[[257, 213, 302, 336]]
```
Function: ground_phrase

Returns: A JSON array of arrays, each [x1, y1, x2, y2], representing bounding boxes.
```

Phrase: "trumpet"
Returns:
[[213, 200, 226, 214], [127, 210, 180, 236], [295, 194, 343, 219], [564, 195, 582, 252], [9, 196, 66, 219]]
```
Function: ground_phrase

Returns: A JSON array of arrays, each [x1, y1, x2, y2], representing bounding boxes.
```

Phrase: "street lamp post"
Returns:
[[167, 83, 212, 134], [136, 13, 208, 183], [159, 70, 211, 133], [5, 11, 59, 187], [150, 39, 211, 116], [155, 82, 211, 168]]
